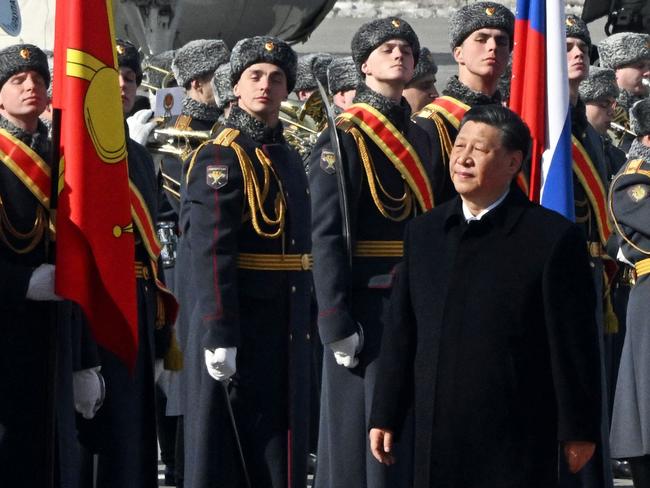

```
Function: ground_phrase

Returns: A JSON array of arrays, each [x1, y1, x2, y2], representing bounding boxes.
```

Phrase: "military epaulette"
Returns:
[[335, 117, 354, 133], [623, 158, 650, 176], [213, 127, 240, 147], [174, 114, 193, 131], [414, 106, 435, 120]]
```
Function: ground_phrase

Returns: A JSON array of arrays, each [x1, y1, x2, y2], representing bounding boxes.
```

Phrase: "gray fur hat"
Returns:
[[327, 56, 360, 94], [116, 39, 142, 85], [211, 63, 236, 110], [0, 43, 50, 89], [598, 32, 650, 70], [351, 17, 420, 72], [448, 2, 514, 51], [230, 36, 297, 92], [44, 49, 54, 99], [565, 14, 591, 49], [143, 50, 176, 90], [630, 98, 650, 136], [172, 39, 230, 88], [295, 53, 334, 92], [578, 67, 618, 103], [409, 47, 437, 83]]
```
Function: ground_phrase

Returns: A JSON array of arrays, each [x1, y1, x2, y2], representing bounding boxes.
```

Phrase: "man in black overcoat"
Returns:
[[308, 16, 434, 488], [370, 105, 602, 488], [176, 36, 311, 488]]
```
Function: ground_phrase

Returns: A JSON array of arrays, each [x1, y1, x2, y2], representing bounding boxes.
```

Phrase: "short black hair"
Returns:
[[459, 104, 531, 163]]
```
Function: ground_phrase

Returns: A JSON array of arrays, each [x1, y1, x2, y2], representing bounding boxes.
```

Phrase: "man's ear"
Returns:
[[509, 150, 524, 175], [232, 82, 240, 98], [452, 45, 464, 65], [361, 61, 370, 76]]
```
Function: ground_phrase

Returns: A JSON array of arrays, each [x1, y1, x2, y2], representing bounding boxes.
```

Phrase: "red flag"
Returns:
[[53, 0, 138, 369]]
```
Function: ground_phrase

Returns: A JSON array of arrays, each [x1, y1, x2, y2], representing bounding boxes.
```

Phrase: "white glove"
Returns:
[[205, 347, 237, 382], [73, 367, 105, 420], [330, 332, 361, 368], [26, 264, 63, 301], [126, 109, 157, 145]]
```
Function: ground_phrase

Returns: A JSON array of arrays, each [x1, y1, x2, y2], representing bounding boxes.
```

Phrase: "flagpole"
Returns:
[[45, 107, 62, 488]]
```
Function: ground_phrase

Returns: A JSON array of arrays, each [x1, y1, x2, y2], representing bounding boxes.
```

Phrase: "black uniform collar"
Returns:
[[0, 114, 49, 158], [628, 139, 650, 161], [571, 98, 589, 137], [225, 105, 285, 144], [352, 84, 412, 131], [444, 184, 529, 235], [617, 89, 643, 113], [182, 97, 222, 123], [442, 76, 502, 106]]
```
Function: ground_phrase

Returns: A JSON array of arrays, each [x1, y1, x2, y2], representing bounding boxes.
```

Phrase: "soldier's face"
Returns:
[[566, 37, 589, 83], [362, 39, 415, 84], [403, 74, 438, 113], [0, 70, 47, 120], [119, 67, 138, 115], [450, 121, 521, 207], [585, 97, 616, 135], [615, 59, 650, 96], [454, 29, 510, 81], [234, 63, 288, 123]]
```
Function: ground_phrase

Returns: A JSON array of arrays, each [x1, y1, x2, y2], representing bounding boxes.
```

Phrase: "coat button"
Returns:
[[306, 188, 310, 195], [291, 285, 296, 293], [289, 333, 293, 341], [306, 333, 310, 340], [291, 238, 296, 246]]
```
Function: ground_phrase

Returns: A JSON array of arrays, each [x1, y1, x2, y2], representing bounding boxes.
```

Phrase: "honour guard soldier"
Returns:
[[295, 52, 334, 102], [0, 42, 84, 488], [578, 67, 630, 416], [212, 62, 237, 120], [308, 17, 433, 488], [176, 36, 311, 488], [414, 1, 514, 206], [598, 32, 650, 152], [609, 98, 650, 488], [77, 39, 177, 488], [565, 15, 618, 488], [327, 56, 359, 113], [403, 47, 439, 113]]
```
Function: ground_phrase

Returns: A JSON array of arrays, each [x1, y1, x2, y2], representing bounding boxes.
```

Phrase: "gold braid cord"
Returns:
[[347, 127, 412, 222], [431, 113, 454, 165], [0, 195, 46, 254], [214, 129, 286, 239]]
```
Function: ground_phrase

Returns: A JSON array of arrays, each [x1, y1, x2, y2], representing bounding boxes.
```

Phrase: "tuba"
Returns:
[[280, 91, 328, 161]]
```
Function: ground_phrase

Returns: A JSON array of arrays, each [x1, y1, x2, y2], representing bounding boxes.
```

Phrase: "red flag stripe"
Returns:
[[572, 136, 612, 245], [0, 129, 51, 206], [338, 103, 434, 211]]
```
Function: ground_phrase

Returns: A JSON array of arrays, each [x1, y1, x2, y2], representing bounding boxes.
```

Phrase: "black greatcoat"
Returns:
[[77, 138, 165, 488], [308, 85, 433, 488], [370, 189, 602, 488], [0, 116, 83, 487], [177, 106, 311, 488]]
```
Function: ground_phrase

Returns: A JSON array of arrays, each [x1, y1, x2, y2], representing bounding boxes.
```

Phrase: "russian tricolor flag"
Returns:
[[510, 0, 574, 220]]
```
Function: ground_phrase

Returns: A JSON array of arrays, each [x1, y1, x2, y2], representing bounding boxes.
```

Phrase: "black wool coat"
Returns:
[[370, 188, 602, 488]]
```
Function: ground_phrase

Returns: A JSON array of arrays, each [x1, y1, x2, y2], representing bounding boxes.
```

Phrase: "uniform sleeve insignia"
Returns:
[[206, 165, 228, 189], [628, 184, 648, 202], [320, 150, 336, 175]]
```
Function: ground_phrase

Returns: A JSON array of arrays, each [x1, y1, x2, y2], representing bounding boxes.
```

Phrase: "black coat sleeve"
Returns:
[[308, 129, 362, 345], [543, 223, 601, 442], [368, 230, 416, 436], [185, 143, 244, 350]]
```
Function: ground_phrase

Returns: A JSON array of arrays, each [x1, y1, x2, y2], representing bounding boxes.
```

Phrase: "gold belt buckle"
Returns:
[[300, 253, 310, 270]]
